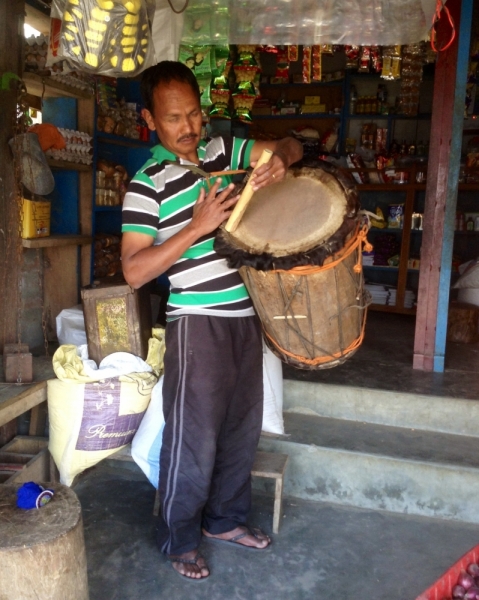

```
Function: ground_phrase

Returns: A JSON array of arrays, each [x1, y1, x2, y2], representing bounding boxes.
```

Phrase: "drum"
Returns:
[[214, 163, 372, 370]]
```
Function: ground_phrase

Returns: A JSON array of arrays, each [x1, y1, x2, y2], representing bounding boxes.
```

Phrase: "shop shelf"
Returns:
[[23, 71, 93, 100], [47, 159, 92, 172], [22, 234, 92, 248]]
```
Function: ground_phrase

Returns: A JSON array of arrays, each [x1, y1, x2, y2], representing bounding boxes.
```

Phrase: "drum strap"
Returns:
[[164, 160, 246, 189]]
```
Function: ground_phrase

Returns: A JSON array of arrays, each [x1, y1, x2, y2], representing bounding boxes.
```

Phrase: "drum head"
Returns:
[[235, 168, 346, 256], [215, 164, 359, 271]]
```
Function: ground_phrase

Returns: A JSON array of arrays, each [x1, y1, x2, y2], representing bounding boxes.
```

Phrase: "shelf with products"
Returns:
[[343, 165, 426, 314], [22, 69, 94, 339], [91, 78, 156, 281], [342, 66, 434, 156]]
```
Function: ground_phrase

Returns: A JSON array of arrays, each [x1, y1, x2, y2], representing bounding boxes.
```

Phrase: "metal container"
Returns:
[[81, 281, 152, 365]]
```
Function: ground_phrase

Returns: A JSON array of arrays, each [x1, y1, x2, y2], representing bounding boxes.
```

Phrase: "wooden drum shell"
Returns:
[[240, 245, 368, 370]]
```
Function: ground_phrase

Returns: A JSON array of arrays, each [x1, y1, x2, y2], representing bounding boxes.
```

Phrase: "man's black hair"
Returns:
[[140, 61, 201, 115]]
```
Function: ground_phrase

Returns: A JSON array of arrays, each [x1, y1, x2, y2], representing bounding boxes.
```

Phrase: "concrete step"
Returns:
[[257, 411, 479, 524], [283, 379, 479, 438]]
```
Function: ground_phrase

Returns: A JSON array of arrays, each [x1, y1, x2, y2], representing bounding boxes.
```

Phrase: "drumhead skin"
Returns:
[[215, 163, 360, 271], [235, 169, 347, 256]]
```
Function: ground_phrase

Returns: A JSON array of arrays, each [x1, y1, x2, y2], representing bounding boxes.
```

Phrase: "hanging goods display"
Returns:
[[215, 163, 372, 370], [60, 0, 155, 76]]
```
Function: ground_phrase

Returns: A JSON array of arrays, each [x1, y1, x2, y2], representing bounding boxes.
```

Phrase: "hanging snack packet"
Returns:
[[210, 75, 231, 119], [232, 81, 256, 123], [288, 45, 299, 62], [182, 2, 212, 45], [302, 46, 311, 83], [359, 47, 371, 73], [312, 46, 321, 81], [178, 44, 196, 71], [344, 45, 360, 69]]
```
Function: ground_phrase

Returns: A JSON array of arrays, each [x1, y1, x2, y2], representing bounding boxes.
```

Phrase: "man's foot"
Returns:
[[202, 525, 271, 550], [167, 550, 210, 580]]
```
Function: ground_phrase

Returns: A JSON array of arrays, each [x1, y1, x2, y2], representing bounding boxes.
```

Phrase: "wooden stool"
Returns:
[[251, 450, 288, 534], [153, 450, 289, 535], [0, 483, 89, 599]]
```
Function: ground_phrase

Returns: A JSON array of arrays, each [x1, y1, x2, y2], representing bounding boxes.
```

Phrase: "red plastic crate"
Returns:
[[416, 544, 479, 600]]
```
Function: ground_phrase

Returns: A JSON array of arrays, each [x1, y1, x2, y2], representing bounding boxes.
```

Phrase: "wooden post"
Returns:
[[0, 0, 24, 349], [413, 0, 474, 372]]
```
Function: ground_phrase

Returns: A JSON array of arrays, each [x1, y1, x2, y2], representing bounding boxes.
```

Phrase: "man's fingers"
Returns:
[[196, 187, 206, 204]]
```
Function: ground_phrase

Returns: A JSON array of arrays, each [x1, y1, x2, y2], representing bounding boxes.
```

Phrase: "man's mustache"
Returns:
[[177, 134, 198, 143]]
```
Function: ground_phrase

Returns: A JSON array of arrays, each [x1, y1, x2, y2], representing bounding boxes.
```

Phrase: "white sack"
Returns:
[[131, 375, 165, 488], [56, 305, 87, 347]]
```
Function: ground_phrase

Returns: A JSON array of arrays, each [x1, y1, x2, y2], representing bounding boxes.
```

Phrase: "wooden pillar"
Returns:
[[413, 0, 474, 372], [0, 0, 24, 349]]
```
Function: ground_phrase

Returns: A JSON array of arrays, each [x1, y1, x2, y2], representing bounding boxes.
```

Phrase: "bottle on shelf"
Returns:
[[466, 216, 475, 231], [349, 85, 357, 115]]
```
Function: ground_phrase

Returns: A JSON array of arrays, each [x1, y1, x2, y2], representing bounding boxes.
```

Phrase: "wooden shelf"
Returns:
[[358, 183, 426, 191], [260, 81, 343, 89], [22, 235, 92, 249], [94, 205, 122, 211], [47, 159, 92, 172], [369, 303, 416, 315], [22, 71, 93, 100], [253, 113, 340, 121], [96, 133, 153, 147], [348, 113, 431, 120]]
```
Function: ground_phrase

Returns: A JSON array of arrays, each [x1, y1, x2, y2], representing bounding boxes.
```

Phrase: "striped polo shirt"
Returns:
[[121, 136, 256, 319]]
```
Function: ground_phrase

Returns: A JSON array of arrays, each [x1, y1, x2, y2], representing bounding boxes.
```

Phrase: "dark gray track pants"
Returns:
[[156, 314, 264, 556]]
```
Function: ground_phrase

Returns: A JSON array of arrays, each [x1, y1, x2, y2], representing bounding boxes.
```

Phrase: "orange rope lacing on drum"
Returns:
[[264, 225, 373, 367], [271, 225, 373, 276]]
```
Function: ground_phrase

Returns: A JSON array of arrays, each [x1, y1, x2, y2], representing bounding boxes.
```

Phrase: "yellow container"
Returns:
[[304, 95, 321, 105], [21, 198, 51, 239]]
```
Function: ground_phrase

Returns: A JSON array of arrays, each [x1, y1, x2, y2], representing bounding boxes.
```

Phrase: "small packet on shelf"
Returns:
[[302, 46, 311, 83]]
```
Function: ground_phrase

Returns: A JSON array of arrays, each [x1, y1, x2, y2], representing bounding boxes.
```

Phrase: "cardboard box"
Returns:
[[21, 198, 51, 239], [300, 104, 327, 114], [280, 106, 298, 115], [305, 95, 321, 105]]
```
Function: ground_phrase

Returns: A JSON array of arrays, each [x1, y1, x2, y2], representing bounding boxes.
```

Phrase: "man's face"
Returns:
[[142, 80, 202, 163]]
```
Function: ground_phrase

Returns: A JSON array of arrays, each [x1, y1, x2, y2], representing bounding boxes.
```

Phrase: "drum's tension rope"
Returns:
[[164, 161, 247, 189], [262, 226, 373, 368]]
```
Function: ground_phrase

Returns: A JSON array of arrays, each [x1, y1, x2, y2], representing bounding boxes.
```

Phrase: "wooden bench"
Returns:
[[152, 450, 288, 534]]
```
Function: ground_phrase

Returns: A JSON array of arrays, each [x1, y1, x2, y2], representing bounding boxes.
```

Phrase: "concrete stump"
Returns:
[[0, 483, 89, 600]]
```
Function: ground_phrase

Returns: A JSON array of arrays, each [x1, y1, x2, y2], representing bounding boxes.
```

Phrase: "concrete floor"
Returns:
[[75, 461, 479, 600], [72, 311, 479, 600]]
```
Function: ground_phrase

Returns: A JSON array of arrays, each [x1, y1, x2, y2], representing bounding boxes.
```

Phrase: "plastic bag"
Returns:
[[131, 375, 165, 487], [60, 0, 155, 76], [56, 305, 87, 347]]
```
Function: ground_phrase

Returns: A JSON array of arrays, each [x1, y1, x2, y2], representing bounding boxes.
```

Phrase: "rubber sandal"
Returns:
[[167, 552, 210, 581], [202, 526, 271, 551]]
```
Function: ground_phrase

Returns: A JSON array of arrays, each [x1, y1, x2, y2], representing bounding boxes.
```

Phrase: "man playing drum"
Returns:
[[121, 60, 303, 580]]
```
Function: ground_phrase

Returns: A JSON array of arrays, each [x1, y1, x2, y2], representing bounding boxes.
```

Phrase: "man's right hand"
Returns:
[[122, 178, 239, 289], [188, 178, 238, 238]]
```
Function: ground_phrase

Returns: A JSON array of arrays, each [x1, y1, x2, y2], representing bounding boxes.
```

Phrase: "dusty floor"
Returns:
[[75, 461, 479, 600], [72, 311, 479, 600]]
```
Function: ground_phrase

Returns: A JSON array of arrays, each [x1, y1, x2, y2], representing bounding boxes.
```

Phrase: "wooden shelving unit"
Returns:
[[22, 235, 92, 249], [22, 70, 94, 339], [22, 71, 93, 100]]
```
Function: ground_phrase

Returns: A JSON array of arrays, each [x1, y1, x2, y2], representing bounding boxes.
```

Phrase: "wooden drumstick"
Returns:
[[225, 149, 273, 233]]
